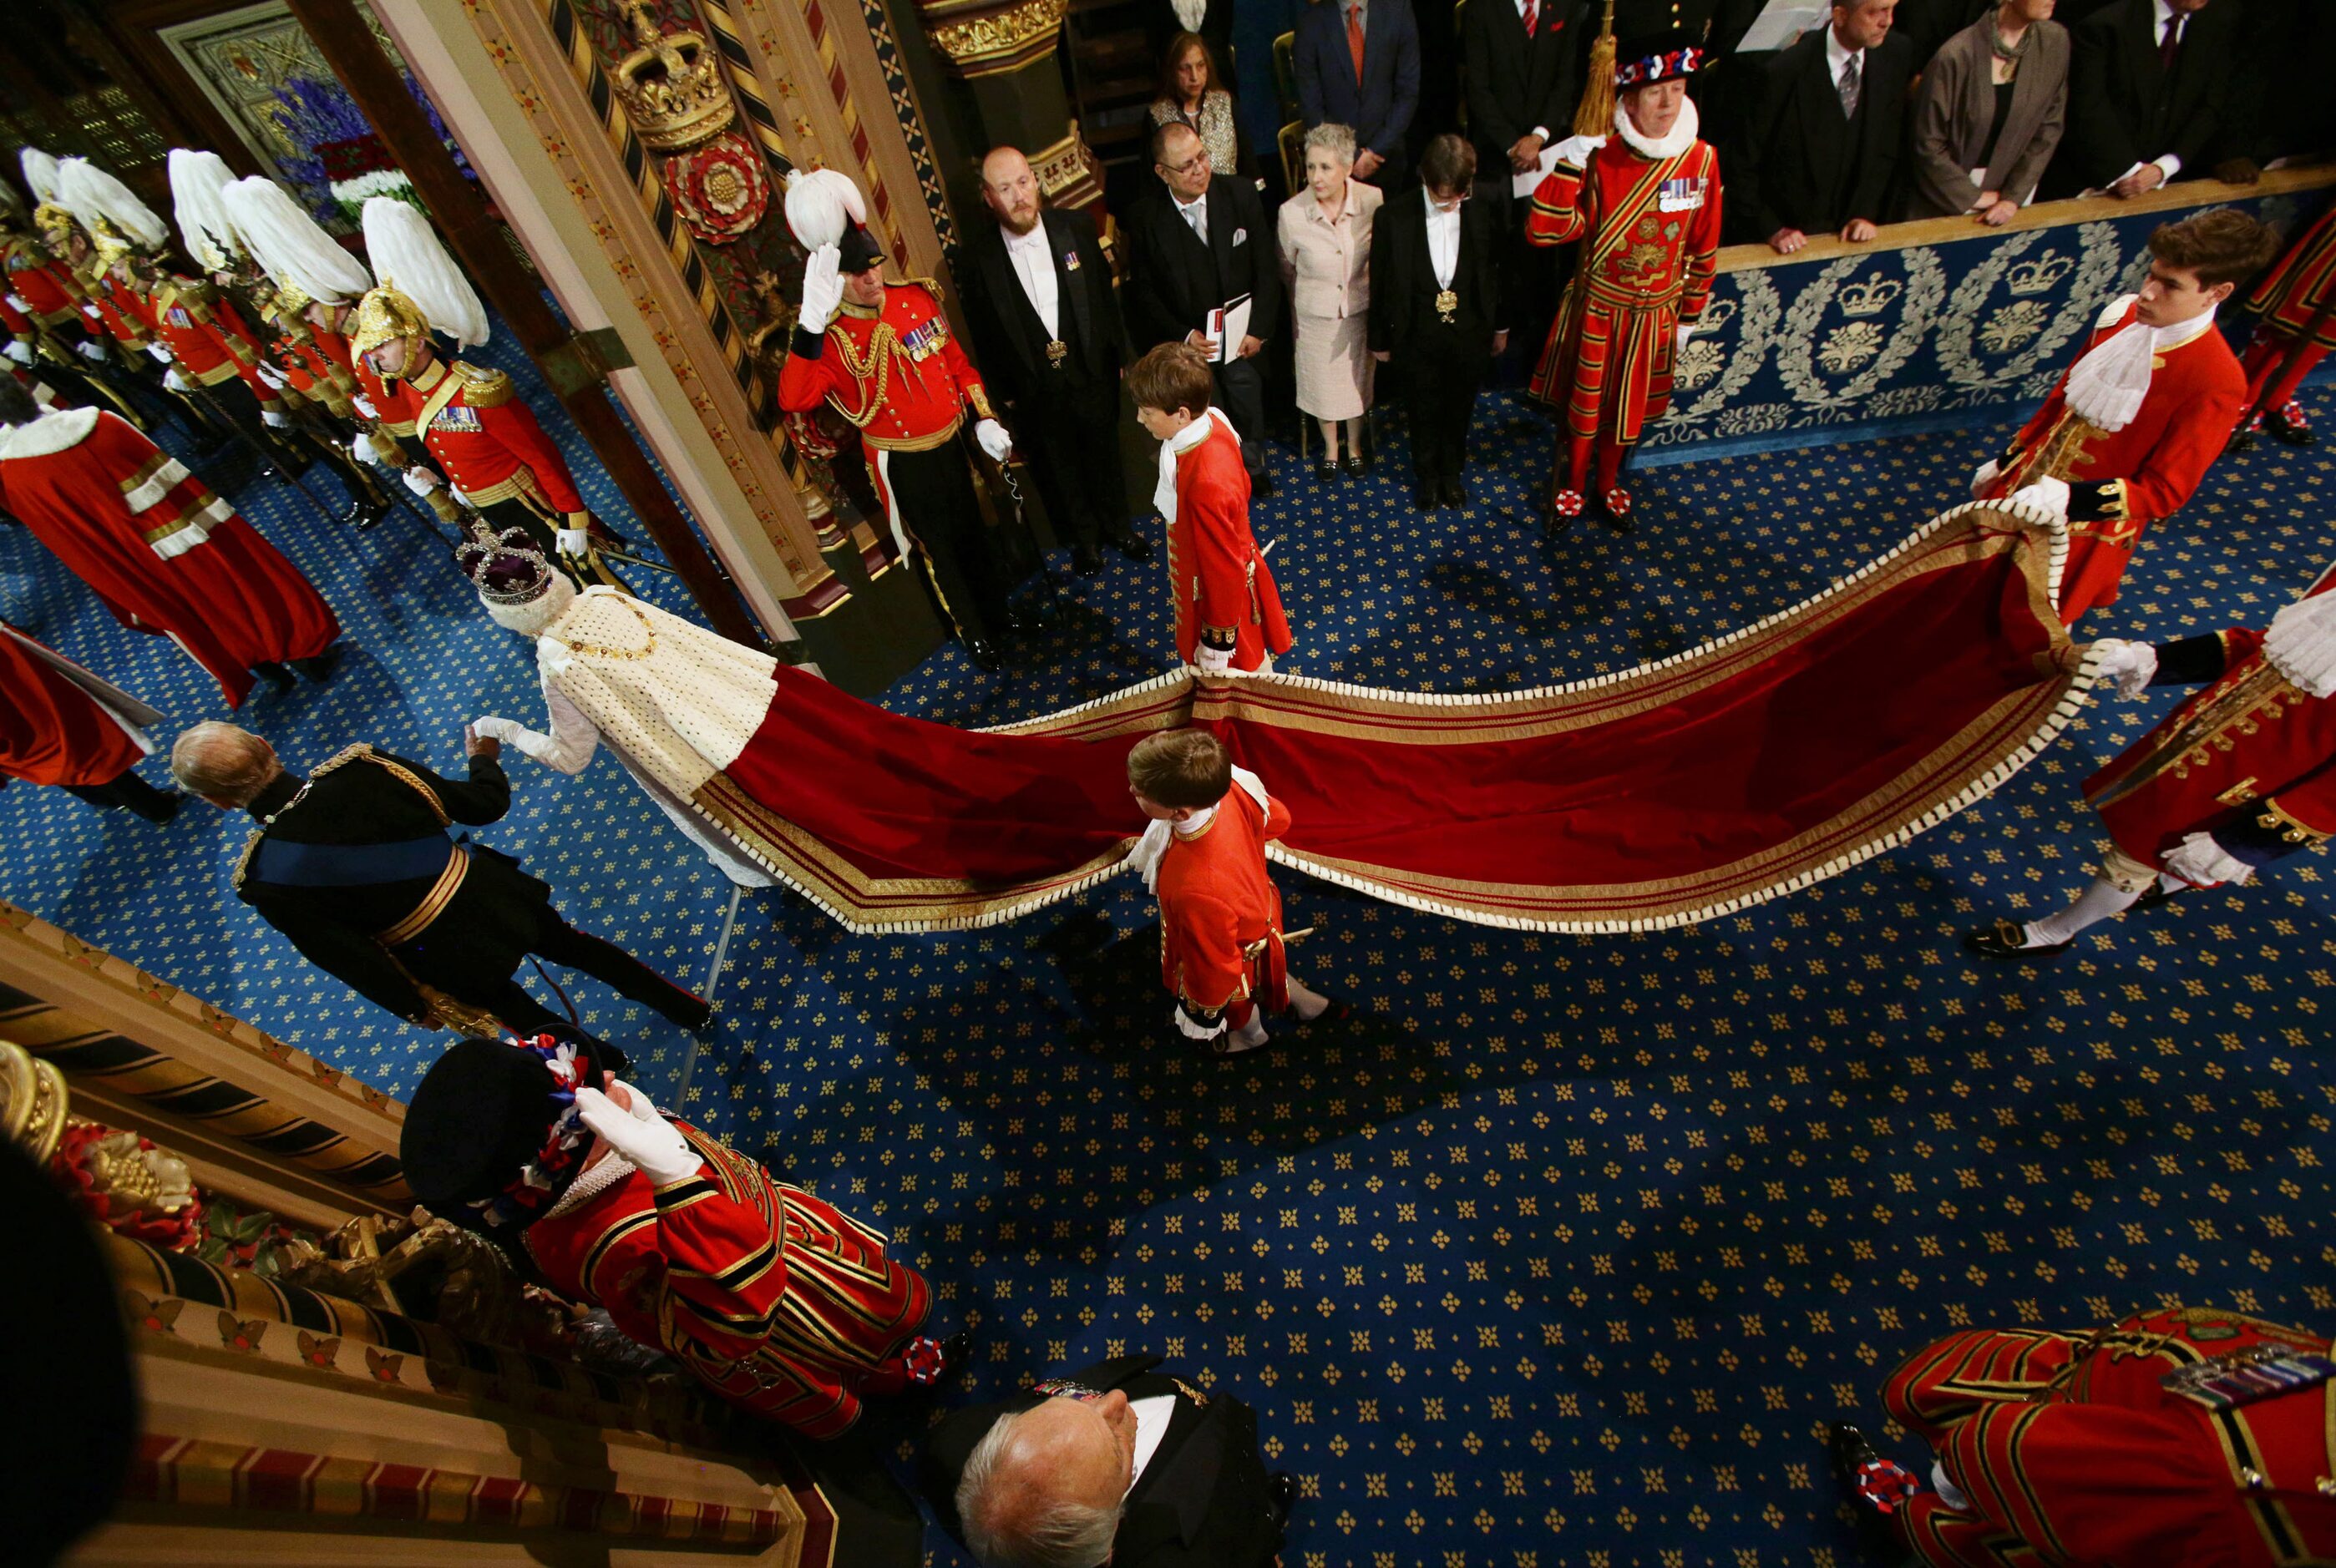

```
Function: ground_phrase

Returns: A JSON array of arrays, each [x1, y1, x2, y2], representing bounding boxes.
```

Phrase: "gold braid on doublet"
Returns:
[[824, 322, 905, 430]]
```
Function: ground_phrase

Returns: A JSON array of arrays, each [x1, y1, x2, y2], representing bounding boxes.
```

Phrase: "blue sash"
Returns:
[[247, 833, 452, 888]]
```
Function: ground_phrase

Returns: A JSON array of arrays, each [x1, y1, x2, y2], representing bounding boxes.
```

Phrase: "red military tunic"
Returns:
[[775, 278, 994, 517], [149, 276, 281, 413], [2084, 582, 2336, 879], [0, 624, 149, 788], [1984, 298, 2243, 624], [255, 291, 357, 419], [1155, 775, 1293, 1026], [0, 407, 338, 706], [1882, 1307, 2336, 1567], [3, 240, 87, 331], [1526, 132, 1721, 492], [523, 1120, 935, 1439], [1163, 409, 1292, 671], [404, 354, 587, 526], [85, 273, 155, 353]]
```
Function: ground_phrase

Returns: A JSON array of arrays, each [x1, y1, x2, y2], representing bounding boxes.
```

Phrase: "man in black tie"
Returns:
[[920, 1354, 1294, 1568], [1371, 134, 1506, 510], [2046, 0, 2237, 199], [1462, 0, 1585, 373], [1730, 0, 1915, 253], [1122, 121, 1285, 493], [960, 148, 1151, 575]]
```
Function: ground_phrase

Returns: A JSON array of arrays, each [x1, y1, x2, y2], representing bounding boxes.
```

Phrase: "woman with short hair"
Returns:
[[1278, 121, 1382, 481]]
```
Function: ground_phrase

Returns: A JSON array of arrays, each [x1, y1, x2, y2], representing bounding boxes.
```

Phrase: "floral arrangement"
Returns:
[[263, 72, 472, 230]]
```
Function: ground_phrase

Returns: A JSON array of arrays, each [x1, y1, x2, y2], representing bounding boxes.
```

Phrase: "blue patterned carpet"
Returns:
[[3, 351, 2333, 1567]]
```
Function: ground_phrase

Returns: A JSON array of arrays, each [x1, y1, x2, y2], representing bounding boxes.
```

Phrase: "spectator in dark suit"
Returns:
[[1123, 120, 1286, 492], [1294, 0, 1422, 186], [1732, 0, 1917, 253], [1370, 134, 1505, 510], [1463, 0, 1587, 367], [920, 1354, 1293, 1568], [2045, 0, 2237, 198], [961, 148, 1151, 575], [2212, 0, 2336, 179]]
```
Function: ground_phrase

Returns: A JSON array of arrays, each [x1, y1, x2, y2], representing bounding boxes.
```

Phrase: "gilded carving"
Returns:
[[923, 0, 1070, 75]]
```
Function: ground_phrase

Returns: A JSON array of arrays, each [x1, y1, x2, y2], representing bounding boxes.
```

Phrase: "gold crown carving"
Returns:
[[1694, 297, 1737, 335], [1837, 273, 1903, 319], [611, 0, 737, 154], [2004, 252, 2075, 297]]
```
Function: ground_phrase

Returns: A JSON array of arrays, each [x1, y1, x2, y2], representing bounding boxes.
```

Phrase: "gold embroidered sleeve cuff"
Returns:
[[1199, 624, 1239, 650], [2066, 478, 2128, 523], [965, 382, 996, 420]]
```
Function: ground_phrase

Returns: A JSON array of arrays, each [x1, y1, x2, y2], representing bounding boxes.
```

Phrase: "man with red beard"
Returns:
[[0, 379, 339, 706]]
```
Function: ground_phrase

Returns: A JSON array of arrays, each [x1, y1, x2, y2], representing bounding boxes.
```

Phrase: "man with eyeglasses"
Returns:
[[1123, 121, 1285, 496], [921, 1353, 1295, 1567]]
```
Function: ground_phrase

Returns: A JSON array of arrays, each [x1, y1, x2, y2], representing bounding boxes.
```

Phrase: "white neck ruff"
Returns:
[[1153, 405, 1240, 526], [1615, 95, 1700, 162], [2063, 296, 2219, 432], [482, 572, 579, 639], [2265, 574, 2336, 700]]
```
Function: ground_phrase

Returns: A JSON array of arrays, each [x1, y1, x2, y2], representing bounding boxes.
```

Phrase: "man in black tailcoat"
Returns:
[[1122, 120, 1285, 493], [920, 1354, 1293, 1568], [960, 147, 1151, 575], [1371, 134, 1506, 511]]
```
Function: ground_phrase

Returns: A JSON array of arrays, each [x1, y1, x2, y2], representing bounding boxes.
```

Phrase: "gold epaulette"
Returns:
[[453, 361, 514, 407], [889, 276, 945, 301], [230, 830, 263, 893]]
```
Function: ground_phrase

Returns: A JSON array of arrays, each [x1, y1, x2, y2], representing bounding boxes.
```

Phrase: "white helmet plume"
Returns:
[[168, 149, 245, 271], [55, 158, 169, 253], [222, 177, 374, 304], [782, 167, 868, 251], [361, 195, 489, 347], [18, 149, 61, 208]]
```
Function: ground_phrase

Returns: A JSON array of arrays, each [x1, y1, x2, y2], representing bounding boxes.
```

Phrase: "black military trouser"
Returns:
[[477, 906, 708, 1037], [879, 440, 1012, 646], [1013, 380, 1130, 550]]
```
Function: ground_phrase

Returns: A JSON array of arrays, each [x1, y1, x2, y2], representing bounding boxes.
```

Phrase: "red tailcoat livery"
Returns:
[[523, 1120, 934, 1439], [403, 354, 587, 527], [1984, 299, 2243, 624], [774, 279, 995, 523], [0, 625, 147, 787], [1165, 412, 1292, 670], [1155, 776, 1293, 1026], [0, 408, 337, 706], [2084, 574, 2336, 880], [1882, 1307, 2336, 1567], [1526, 132, 1721, 495]]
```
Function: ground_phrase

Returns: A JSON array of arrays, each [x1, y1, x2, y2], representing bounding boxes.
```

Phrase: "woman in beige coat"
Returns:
[[1278, 122, 1383, 482], [1907, 0, 2070, 223]]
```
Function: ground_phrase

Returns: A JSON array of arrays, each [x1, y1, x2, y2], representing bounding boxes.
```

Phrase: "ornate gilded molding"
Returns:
[[1029, 118, 1105, 210], [920, 0, 1069, 78]]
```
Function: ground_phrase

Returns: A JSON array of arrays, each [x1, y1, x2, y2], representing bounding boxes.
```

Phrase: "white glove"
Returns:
[[253, 359, 284, 388], [352, 392, 378, 420], [555, 526, 590, 557], [798, 245, 844, 336], [1193, 641, 1234, 675], [2163, 830, 2254, 888], [75, 338, 105, 362], [3, 293, 27, 312], [974, 417, 1013, 462], [1674, 324, 1695, 354], [2008, 476, 2070, 522], [403, 465, 442, 496], [261, 409, 290, 427], [146, 343, 174, 363], [3, 341, 28, 367], [469, 714, 546, 758], [1550, 134, 1607, 168], [2088, 638, 2158, 700], [164, 367, 190, 392], [573, 1084, 702, 1186], [1969, 458, 2000, 500]]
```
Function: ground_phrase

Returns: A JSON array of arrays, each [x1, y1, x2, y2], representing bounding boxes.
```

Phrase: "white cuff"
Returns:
[[1530, 125, 1550, 142], [2153, 153, 2181, 184]]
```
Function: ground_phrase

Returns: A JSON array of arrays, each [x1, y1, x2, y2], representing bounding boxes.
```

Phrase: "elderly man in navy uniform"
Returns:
[[170, 719, 710, 1043], [778, 170, 1021, 670]]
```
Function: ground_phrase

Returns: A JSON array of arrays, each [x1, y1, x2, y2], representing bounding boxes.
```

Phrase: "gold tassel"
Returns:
[[1573, 0, 1619, 136]]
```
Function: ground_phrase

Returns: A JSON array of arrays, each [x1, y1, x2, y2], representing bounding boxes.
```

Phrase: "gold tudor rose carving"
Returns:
[[926, 0, 1071, 69]]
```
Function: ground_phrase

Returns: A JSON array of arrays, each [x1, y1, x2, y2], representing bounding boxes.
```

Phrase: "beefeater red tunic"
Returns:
[[2237, 201, 2336, 428], [523, 1120, 935, 1439], [1982, 298, 2243, 625], [1880, 1307, 2336, 1567], [2083, 574, 2336, 882], [1525, 132, 1720, 496], [1164, 412, 1292, 671], [0, 408, 338, 706], [0, 624, 149, 787], [1155, 776, 1293, 1030]]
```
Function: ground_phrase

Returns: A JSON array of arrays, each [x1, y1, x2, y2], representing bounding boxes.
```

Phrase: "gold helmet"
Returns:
[[348, 283, 431, 373], [30, 202, 79, 253], [85, 215, 137, 271]]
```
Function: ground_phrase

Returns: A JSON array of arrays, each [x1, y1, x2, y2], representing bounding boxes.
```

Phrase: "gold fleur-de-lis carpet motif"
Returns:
[[3, 337, 2330, 1565]]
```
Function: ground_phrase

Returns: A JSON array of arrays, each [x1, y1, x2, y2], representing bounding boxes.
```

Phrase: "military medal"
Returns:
[[1046, 338, 1068, 367], [1435, 288, 1458, 323]]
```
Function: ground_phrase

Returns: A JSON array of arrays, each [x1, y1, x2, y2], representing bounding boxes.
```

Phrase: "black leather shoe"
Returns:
[[1412, 483, 1437, 511], [1342, 452, 1367, 478], [1071, 543, 1105, 575], [1314, 458, 1340, 484], [291, 647, 342, 683], [966, 637, 1003, 672], [1442, 475, 1467, 507], [2133, 879, 2190, 912], [346, 496, 391, 530], [1962, 918, 2070, 963], [1106, 523, 1153, 560], [2227, 424, 2260, 453], [1268, 1470, 1297, 1527], [2268, 401, 2317, 447], [937, 1330, 972, 1384]]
